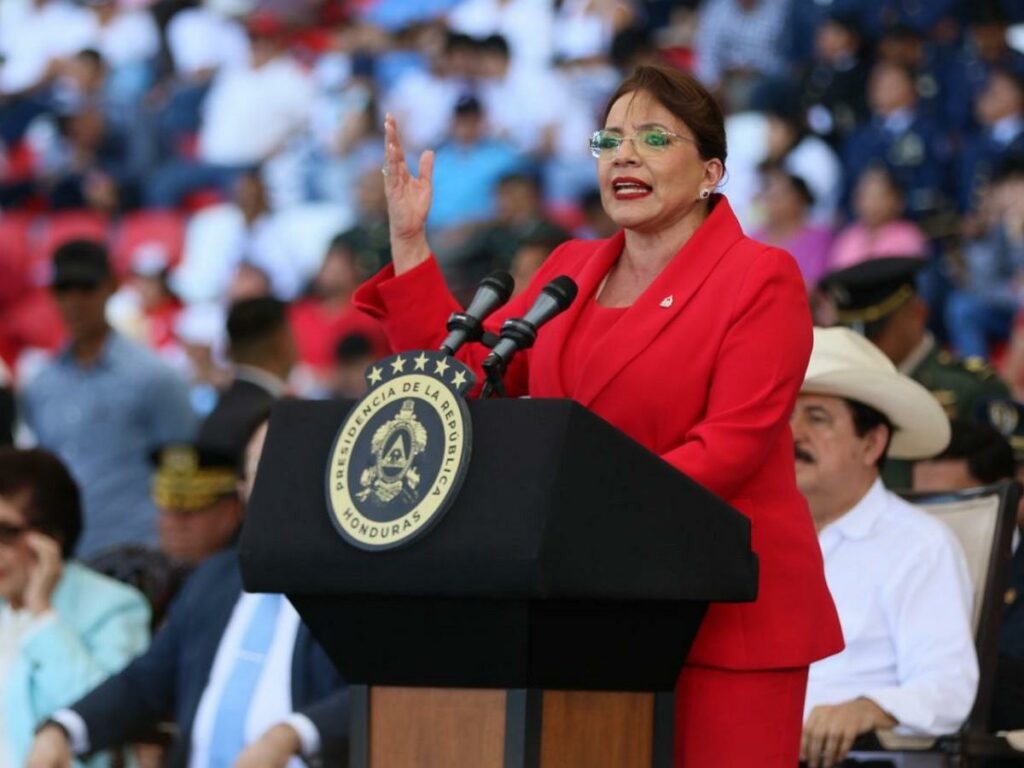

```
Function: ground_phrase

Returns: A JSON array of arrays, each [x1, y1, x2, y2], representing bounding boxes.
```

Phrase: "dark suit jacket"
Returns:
[[0, 386, 13, 446], [197, 376, 277, 461], [73, 548, 348, 767]]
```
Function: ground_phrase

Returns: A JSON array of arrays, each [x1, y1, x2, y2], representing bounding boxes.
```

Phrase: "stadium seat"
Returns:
[[33, 211, 110, 266], [113, 210, 187, 277], [2, 140, 36, 183], [181, 188, 225, 213], [0, 212, 34, 305]]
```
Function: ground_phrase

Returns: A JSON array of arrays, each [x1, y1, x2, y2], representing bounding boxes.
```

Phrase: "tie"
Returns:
[[207, 593, 282, 767]]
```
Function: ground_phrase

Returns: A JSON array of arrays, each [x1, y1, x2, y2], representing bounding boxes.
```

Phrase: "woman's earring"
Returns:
[[699, 189, 711, 200]]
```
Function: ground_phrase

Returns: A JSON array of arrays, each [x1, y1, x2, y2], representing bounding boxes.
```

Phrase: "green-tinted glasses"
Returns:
[[589, 128, 693, 158]]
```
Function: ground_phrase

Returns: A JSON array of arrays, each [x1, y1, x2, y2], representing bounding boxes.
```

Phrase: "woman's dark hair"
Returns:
[[0, 448, 82, 558], [602, 64, 727, 173], [845, 399, 894, 471], [858, 164, 906, 200], [760, 162, 815, 207]]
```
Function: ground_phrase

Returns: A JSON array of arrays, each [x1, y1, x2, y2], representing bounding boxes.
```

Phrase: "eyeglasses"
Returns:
[[0, 523, 29, 546], [589, 128, 695, 159]]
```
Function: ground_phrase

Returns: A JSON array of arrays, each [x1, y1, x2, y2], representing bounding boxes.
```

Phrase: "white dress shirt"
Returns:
[[198, 56, 314, 167], [189, 593, 312, 768], [805, 479, 979, 735], [0, 0, 94, 94], [166, 8, 250, 77]]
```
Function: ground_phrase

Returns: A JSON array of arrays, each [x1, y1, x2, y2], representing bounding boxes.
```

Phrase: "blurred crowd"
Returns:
[[5, 0, 1024, 765], [1, 0, 1024, 394]]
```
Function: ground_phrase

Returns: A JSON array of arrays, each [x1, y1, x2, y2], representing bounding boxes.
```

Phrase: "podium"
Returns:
[[241, 398, 758, 767]]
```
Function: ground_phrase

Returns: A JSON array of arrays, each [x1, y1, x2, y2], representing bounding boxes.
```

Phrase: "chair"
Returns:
[[0, 212, 34, 305], [849, 480, 1023, 766], [112, 211, 187, 278], [32, 211, 110, 268]]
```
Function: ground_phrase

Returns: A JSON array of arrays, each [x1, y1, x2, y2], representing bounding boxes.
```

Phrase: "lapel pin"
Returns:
[[659, 295, 674, 309]]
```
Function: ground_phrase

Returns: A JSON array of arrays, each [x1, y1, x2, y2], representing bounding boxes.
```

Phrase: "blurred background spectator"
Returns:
[[829, 165, 928, 270]]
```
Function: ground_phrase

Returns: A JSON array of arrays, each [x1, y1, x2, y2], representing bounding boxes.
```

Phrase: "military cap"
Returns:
[[978, 398, 1024, 464], [818, 257, 926, 332], [152, 444, 238, 512]]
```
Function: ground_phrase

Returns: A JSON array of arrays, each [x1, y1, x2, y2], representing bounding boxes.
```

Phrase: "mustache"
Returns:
[[794, 446, 815, 464]]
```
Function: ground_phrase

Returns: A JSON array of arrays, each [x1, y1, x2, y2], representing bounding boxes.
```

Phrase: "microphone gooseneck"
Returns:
[[439, 270, 515, 356]]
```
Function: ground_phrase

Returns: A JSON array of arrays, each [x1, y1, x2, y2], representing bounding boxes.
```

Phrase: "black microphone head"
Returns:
[[480, 270, 515, 304], [543, 275, 578, 309]]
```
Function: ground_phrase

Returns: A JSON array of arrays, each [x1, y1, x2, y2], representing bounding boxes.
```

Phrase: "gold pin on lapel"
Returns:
[[659, 295, 674, 308]]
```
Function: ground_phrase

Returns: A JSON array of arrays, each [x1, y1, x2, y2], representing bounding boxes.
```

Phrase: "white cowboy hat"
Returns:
[[801, 327, 951, 460]]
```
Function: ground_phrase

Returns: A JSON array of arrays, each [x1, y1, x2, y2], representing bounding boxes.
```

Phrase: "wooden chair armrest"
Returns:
[[874, 730, 939, 750], [998, 730, 1024, 751]]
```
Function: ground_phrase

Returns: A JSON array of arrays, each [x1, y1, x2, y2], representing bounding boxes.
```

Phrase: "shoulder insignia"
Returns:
[[963, 356, 996, 378], [930, 389, 958, 418]]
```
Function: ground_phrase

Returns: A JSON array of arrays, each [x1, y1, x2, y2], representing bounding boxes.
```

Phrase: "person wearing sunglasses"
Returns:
[[0, 447, 149, 767], [354, 63, 842, 766]]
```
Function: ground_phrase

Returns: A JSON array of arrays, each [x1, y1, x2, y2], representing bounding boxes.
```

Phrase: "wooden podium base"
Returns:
[[350, 686, 674, 768]]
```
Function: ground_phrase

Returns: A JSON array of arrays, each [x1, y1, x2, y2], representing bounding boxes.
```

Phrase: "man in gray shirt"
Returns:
[[20, 239, 196, 556]]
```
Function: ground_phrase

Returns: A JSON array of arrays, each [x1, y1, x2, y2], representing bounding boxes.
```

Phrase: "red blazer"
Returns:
[[355, 196, 843, 671]]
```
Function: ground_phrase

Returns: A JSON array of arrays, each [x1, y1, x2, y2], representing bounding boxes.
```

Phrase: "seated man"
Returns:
[[152, 442, 247, 566], [28, 420, 348, 768], [931, 402, 1024, 734], [794, 328, 978, 767], [0, 448, 149, 767]]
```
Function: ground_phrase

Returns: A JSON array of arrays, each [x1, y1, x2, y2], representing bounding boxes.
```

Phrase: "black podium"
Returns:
[[241, 398, 758, 768]]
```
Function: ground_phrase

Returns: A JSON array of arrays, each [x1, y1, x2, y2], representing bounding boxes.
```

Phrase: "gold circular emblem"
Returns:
[[325, 364, 472, 551]]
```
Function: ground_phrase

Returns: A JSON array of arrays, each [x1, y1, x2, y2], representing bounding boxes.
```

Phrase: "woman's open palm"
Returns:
[[384, 114, 435, 272]]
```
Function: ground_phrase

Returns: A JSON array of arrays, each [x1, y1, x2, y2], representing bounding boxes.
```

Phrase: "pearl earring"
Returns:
[[699, 189, 710, 200]]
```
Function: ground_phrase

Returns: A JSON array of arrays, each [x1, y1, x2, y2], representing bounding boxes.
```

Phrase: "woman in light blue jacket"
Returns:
[[0, 448, 149, 767]]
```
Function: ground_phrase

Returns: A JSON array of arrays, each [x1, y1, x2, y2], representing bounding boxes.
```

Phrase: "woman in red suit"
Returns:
[[354, 64, 844, 766]]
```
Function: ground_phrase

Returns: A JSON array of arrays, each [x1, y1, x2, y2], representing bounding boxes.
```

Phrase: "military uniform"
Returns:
[[979, 397, 1024, 731], [819, 257, 1011, 489], [903, 336, 1010, 422]]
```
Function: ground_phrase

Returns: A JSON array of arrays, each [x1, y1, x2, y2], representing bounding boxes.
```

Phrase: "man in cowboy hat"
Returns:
[[819, 256, 1010, 491], [794, 327, 977, 768]]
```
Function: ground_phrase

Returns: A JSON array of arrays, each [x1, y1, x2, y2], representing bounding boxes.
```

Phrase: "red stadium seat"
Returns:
[[181, 188, 225, 213], [2, 141, 36, 183], [113, 211, 187, 277], [0, 287, 66, 371], [33, 211, 110, 266], [545, 203, 586, 234], [0, 212, 34, 306]]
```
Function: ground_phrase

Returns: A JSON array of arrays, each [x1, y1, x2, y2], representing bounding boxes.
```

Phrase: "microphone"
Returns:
[[483, 275, 578, 374], [439, 270, 515, 356]]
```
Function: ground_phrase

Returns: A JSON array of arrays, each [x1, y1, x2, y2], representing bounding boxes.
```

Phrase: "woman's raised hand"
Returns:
[[383, 113, 434, 275]]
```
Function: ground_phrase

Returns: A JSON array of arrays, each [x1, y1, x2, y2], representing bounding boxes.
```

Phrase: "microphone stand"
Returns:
[[478, 331, 507, 399]]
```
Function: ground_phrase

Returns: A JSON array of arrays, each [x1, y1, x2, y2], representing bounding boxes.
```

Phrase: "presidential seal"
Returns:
[[325, 351, 475, 551]]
